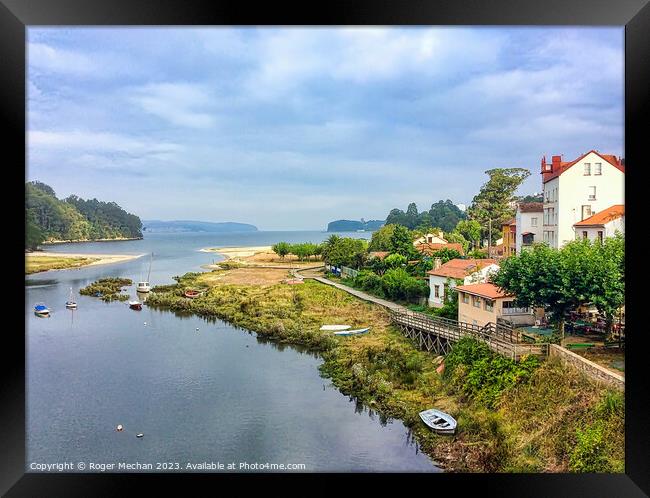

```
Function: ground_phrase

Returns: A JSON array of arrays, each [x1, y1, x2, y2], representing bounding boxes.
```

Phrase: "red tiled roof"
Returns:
[[574, 205, 624, 227], [427, 258, 497, 278], [456, 282, 511, 299], [369, 251, 390, 260], [518, 202, 543, 213], [541, 150, 624, 183], [415, 242, 465, 256], [502, 218, 516, 227]]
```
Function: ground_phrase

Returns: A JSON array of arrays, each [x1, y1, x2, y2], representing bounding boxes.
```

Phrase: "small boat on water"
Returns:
[[136, 433, 144, 438], [34, 304, 50, 317], [136, 252, 153, 293], [129, 300, 142, 310], [320, 325, 351, 331], [334, 327, 370, 336], [184, 289, 201, 298], [65, 288, 77, 309], [116, 424, 123, 432], [419, 409, 457, 435]]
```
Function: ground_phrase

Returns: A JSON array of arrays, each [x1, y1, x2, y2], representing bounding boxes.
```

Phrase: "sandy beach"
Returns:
[[26, 252, 146, 274], [199, 246, 273, 259]]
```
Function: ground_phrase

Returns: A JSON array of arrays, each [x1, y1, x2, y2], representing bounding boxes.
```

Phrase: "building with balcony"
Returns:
[[515, 202, 543, 253], [456, 282, 536, 328]]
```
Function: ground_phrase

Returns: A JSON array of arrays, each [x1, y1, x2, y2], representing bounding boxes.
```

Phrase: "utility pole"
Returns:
[[488, 219, 492, 257]]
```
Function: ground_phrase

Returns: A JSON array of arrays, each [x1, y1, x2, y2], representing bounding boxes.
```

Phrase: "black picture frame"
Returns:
[[3, 0, 649, 495]]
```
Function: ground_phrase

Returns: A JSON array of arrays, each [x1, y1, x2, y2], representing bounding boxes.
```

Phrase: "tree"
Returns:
[[454, 219, 482, 250], [369, 224, 397, 251], [428, 200, 467, 232], [25, 210, 45, 250], [445, 231, 470, 254], [383, 253, 407, 269], [467, 168, 531, 244], [430, 247, 463, 264], [491, 237, 624, 342], [320, 237, 368, 268], [272, 241, 291, 259], [389, 225, 416, 258], [491, 243, 573, 340]]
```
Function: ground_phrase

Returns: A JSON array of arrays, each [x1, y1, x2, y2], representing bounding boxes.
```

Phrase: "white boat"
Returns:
[[136, 433, 144, 438], [334, 327, 370, 336], [320, 325, 351, 331], [419, 409, 457, 435], [136, 252, 153, 293], [65, 288, 77, 309], [129, 300, 142, 310]]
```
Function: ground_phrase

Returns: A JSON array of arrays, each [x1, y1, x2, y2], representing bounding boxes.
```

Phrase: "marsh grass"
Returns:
[[26, 255, 99, 274], [144, 270, 624, 472], [79, 278, 133, 302]]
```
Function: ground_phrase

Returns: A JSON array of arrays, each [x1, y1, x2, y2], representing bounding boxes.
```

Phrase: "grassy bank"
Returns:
[[26, 254, 99, 274], [80, 278, 133, 302], [145, 270, 624, 472]]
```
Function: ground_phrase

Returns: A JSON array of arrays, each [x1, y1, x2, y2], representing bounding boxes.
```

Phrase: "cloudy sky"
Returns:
[[27, 27, 623, 230]]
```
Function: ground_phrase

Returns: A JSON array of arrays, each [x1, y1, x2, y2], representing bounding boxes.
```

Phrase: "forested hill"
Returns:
[[385, 200, 466, 232], [26, 181, 143, 249], [327, 219, 385, 232]]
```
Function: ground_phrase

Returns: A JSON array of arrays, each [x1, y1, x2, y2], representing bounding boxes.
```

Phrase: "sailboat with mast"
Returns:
[[65, 288, 77, 309], [136, 252, 153, 293]]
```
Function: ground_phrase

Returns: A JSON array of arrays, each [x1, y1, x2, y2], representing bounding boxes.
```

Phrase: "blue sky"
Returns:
[[27, 27, 623, 230]]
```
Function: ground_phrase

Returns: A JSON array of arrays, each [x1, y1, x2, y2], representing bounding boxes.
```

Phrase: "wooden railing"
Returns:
[[390, 309, 548, 361]]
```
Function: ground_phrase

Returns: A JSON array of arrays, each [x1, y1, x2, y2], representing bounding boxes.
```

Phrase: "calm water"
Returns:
[[26, 231, 438, 472]]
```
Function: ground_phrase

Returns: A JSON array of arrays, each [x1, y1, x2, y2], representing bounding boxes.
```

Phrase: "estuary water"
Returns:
[[26, 231, 438, 472]]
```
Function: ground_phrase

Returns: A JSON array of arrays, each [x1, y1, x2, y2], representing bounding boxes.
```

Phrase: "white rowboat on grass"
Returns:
[[419, 409, 457, 435], [320, 325, 351, 331]]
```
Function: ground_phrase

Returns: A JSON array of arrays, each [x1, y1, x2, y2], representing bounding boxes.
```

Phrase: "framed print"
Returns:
[[3, 0, 650, 495]]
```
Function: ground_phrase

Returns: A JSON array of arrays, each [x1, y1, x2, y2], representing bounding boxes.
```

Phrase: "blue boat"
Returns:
[[333, 327, 370, 336], [34, 304, 50, 317]]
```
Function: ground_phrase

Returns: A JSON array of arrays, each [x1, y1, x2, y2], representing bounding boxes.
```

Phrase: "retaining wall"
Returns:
[[549, 344, 624, 391]]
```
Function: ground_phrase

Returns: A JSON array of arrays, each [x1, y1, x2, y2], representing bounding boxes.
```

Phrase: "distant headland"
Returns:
[[142, 220, 258, 233], [326, 219, 385, 232]]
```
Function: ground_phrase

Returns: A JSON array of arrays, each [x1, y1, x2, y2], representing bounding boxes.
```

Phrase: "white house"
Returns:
[[540, 150, 624, 248], [413, 230, 447, 246], [573, 204, 624, 243], [515, 202, 543, 254], [427, 258, 499, 308]]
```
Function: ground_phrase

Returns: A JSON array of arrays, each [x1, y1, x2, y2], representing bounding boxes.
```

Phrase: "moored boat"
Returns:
[[65, 288, 77, 309], [136, 252, 153, 293], [320, 325, 351, 331], [34, 304, 50, 317], [419, 408, 457, 435], [129, 300, 142, 310], [184, 289, 201, 298], [333, 327, 370, 336]]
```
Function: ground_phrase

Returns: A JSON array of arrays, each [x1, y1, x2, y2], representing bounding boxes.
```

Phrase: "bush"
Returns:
[[444, 337, 540, 408], [569, 422, 609, 472]]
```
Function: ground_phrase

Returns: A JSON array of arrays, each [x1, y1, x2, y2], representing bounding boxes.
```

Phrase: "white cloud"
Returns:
[[29, 130, 182, 157], [129, 82, 217, 128]]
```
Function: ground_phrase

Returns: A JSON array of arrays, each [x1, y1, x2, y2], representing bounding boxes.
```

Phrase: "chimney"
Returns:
[[434, 258, 442, 270], [551, 155, 562, 172]]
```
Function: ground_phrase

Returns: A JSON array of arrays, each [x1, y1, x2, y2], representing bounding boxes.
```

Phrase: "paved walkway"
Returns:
[[296, 266, 408, 312]]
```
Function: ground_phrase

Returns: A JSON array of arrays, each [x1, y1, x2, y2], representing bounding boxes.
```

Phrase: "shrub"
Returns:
[[569, 422, 609, 472]]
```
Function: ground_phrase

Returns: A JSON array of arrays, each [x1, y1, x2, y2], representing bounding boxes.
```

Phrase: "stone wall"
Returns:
[[549, 344, 624, 391]]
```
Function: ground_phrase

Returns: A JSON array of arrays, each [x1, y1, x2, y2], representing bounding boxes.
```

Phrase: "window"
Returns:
[[484, 300, 494, 312], [583, 231, 588, 240], [462, 293, 469, 304], [588, 186, 596, 201], [531, 217, 537, 226], [434, 285, 440, 298], [582, 205, 592, 220], [472, 296, 481, 308], [598, 231, 604, 243], [595, 163, 602, 175], [544, 189, 550, 202], [584, 163, 591, 175]]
